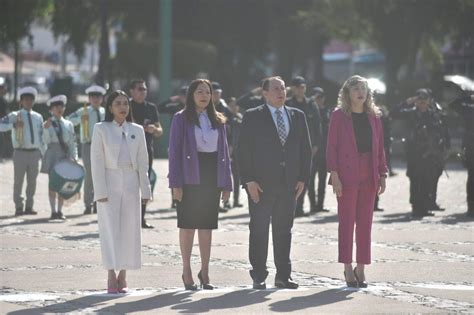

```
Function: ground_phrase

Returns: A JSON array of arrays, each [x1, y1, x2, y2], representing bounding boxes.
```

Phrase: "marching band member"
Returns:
[[0, 87, 45, 216], [42, 95, 77, 220], [67, 84, 106, 214]]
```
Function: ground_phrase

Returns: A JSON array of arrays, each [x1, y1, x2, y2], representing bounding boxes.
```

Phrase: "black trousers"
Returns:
[[248, 171, 296, 282], [467, 166, 474, 214], [315, 152, 328, 209], [296, 154, 318, 212], [385, 143, 392, 173], [231, 158, 240, 204], [429, 165, 443, 207], [141, 149, 154, 222], [408, 163, 437, 214]]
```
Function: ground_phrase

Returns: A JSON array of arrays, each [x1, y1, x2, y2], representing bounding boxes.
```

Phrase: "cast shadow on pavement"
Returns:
[[170, 288, 353, 313], [269, 288, 354, 312], [0, 213, 86, 228], [439, 212, 474, 224], [170, 289, 274, 313], [7, 294, 123, 315]]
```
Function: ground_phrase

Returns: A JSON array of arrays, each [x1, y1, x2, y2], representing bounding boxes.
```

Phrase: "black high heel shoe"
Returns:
[[344, 270, 358, 288], [197, 271, 215, 290], [182, 275, 198, 291], [354, 267, 368, 288]]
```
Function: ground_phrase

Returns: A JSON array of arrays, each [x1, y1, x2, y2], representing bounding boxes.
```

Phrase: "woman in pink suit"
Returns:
[[326, 75, 388, 288]]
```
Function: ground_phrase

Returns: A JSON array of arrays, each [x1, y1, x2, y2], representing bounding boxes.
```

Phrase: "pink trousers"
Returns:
[[337, 152, 377, 265]]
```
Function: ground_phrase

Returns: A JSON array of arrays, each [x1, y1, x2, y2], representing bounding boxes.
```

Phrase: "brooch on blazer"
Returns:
[[131, 135, 135, 139]]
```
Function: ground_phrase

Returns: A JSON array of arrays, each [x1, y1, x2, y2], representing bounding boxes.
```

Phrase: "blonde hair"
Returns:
[[336, 75, 381, 117]]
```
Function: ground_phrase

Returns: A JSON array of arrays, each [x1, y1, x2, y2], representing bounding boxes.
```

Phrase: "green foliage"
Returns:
[[0, 0, 52, 47], [51, 0, 101, 60], [113, 37, 217, 80]]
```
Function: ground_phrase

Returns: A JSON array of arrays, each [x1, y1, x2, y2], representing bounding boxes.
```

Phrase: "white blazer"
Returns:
[[91, 121, 152, 201]]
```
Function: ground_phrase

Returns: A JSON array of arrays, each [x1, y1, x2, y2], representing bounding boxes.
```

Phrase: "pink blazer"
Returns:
[[326, 108, 388, 187]]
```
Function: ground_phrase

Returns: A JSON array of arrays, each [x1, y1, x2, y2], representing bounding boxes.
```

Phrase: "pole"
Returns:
[[159, 0, 172, 102]]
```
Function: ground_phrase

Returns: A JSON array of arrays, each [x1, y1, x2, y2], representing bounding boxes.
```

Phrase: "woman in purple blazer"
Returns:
[[168, 79, 232, 290], [326, 75, 388, 288]]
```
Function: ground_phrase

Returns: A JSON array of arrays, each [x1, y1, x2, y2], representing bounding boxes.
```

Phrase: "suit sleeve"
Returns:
[[299, 112, 312, 183], [238, 111, 256, 184], [137, 126, 152, 199], [168, 113, 184, 188], [326, 110, 339, 173], [90, 125, 108, 201]]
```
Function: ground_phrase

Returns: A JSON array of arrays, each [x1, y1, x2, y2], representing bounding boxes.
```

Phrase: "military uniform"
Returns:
[[314, 104, 331, 211], [286, 96, 321, 215], [391, 101, 448, 217]]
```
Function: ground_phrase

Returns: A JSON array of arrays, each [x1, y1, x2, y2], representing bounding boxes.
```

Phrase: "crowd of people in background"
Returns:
[[0, 74, 472, 292]]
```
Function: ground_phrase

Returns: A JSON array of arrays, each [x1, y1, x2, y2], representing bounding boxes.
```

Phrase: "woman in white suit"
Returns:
[[91, 90, 152, 293]]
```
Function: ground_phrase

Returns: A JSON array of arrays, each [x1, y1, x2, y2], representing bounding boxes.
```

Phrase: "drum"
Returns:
[[49, 159, 85, 200], [149, 168, 157, 193]]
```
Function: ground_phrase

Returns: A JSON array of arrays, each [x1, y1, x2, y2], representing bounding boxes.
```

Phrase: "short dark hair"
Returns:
[[262, 76, 283, 91], [104, 90, 133, 122], [129, 79, 146, 90]]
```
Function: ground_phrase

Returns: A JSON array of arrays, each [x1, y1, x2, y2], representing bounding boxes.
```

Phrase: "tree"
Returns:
[[352, 0, 473, 104], [0, 0, 52, 100]]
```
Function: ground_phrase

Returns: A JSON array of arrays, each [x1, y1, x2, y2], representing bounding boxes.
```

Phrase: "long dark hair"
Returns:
[[184, 79, 226, 129], [104, 90, 133, 122]]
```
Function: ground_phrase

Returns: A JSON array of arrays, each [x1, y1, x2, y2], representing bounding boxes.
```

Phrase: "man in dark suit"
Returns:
[[239, 76, 312, 289]]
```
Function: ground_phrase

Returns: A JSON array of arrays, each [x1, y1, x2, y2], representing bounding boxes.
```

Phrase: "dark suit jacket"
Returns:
[[239, 104, 312, 192]]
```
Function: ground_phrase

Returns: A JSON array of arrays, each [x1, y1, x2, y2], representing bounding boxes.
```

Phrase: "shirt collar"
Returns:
[[197, 110, 208, 117], [112, 119, 121, 127], [266, 104, 286, 115]]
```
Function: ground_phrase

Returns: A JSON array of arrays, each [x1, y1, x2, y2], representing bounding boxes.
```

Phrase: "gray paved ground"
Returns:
[[0, 158, 473, 314]]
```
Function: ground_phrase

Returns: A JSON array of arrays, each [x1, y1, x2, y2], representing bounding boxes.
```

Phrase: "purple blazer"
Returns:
[[168, 110, 233, 191], [326, 108, 388, 187]]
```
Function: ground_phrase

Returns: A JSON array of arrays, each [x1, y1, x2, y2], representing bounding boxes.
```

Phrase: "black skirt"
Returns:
[[177, 152, 221, 229]]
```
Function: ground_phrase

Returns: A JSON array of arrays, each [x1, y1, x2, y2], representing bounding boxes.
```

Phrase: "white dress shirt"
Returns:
[[194, 111, 219, 152]]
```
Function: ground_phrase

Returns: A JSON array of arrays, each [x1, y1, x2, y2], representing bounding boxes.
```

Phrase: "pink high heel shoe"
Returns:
[[107, 279, 118, 294], [118, 278, 129, 293]]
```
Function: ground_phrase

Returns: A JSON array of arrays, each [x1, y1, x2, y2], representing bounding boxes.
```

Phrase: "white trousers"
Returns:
[[98, 167, 141, 270]]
